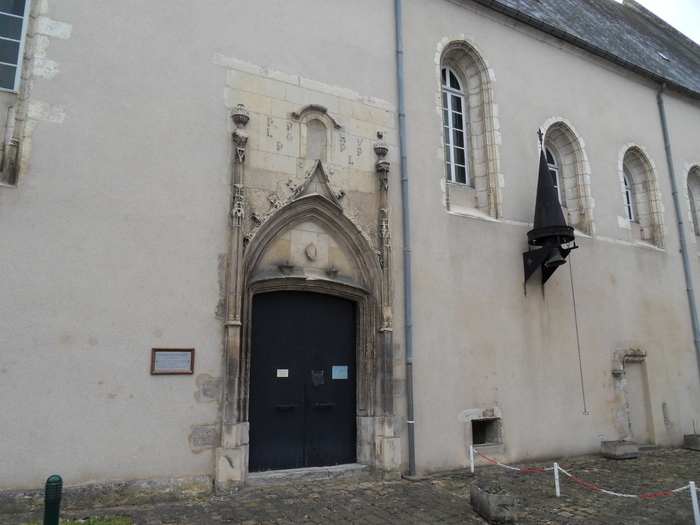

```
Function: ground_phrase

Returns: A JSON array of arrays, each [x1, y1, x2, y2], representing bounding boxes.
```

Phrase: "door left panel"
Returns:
[[248, 292, 305, 472]]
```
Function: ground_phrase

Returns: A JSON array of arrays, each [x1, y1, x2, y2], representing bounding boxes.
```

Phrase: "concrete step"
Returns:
[[245, 463, 371, 487]]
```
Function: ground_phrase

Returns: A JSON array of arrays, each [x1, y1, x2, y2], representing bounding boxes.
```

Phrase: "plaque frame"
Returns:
[[151, 348, 195, 375]]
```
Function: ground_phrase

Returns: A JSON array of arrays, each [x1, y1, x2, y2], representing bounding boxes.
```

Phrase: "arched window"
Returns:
[[439, 40, 502, 219], [623, 167, 636, 222], [541, 119, 594, 234], [442, 65, 468, 185], [620, 145, 664, 248], [687, 166, 700, 238], [545, 147, 563, 205]]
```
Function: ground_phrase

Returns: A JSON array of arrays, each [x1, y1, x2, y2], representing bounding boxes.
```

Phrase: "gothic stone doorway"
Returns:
[[215, 193, 400, 491], [248, 290, 357, 471]]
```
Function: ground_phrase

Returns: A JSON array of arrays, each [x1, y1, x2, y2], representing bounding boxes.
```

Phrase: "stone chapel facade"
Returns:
[[2, 0, 700, 500]]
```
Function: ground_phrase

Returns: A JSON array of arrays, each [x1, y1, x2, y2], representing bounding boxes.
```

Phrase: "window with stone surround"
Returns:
[[440, 40, 502, 219], [0, 0, 33, 187], [620, 145, 664, 248], [542, 119, 594, 235], [0, 0, 30, 92], [686, 165, 700, 238]]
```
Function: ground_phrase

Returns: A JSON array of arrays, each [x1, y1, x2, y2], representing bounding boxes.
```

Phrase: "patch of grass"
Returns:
[[19, 517, 133, 525]]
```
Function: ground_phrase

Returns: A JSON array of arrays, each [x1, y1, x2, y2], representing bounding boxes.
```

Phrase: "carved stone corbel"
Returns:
[[374, 132, 390, 192], [231, 104, 250, 166], [612, 348, 647, 376]]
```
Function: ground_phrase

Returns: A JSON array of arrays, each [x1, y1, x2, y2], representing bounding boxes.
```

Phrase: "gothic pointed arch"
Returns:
[[237, 183, 397, 472], [243, 191, 382, 298]]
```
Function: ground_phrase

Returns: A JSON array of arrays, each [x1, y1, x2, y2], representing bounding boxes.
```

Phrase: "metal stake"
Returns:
[[691, 481, 700, 525]]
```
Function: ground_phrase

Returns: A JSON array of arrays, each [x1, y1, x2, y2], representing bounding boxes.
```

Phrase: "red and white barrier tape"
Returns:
[[557, 466, 692, 499], [474, 449, 554, 472], [473, 449, 695, 499]]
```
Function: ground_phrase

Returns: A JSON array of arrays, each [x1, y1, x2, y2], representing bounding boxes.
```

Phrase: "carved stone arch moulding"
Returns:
[[235, 191, 399, 476], [540, 117, 594, 235], [243, 193, 382, 296]]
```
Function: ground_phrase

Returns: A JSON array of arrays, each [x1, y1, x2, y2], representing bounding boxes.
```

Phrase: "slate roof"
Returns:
[[470, 0, 700, 98]]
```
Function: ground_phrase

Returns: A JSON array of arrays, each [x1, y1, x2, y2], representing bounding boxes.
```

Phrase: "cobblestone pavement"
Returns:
[[2, 448, 699, 524]]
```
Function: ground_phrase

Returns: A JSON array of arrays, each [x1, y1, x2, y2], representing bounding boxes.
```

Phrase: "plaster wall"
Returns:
[[0, 0, 400, 490], [400, 0, 700, 472]]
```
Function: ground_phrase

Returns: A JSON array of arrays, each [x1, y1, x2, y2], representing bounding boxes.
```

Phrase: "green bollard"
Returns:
[[43, 475, 62, 525]]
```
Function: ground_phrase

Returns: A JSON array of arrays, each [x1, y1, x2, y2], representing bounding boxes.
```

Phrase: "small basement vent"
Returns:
[[472, 418, 501, 446]]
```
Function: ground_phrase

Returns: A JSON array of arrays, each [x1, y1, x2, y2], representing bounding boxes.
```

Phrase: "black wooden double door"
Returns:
[[248, 291, 357, 472]]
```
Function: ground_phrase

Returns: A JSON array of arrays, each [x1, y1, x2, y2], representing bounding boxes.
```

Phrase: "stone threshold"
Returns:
[[245, 463, 370, 487]]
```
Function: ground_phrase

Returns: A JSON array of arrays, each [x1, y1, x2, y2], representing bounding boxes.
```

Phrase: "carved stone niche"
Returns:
[[293, 105, 341, 168]]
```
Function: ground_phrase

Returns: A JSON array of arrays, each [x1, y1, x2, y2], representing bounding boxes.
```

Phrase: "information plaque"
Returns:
[[151, 348, 195, 374]]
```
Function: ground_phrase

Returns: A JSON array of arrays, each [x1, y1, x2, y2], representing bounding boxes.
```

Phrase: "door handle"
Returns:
[[275, 404, 298, 410], [315, 403, 335, 408]]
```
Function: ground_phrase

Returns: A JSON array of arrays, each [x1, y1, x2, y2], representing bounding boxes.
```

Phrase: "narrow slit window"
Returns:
[[623, 168, 636, 222], [687, 167, 700, 237], [690, 185, 700, 237], [545, 147, 563, 205]]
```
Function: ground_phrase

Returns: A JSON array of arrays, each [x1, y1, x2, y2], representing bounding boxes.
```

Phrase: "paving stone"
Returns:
[[2, 448, 698, 524]]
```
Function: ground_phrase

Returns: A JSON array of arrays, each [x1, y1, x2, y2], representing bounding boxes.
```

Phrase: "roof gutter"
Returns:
[[469, 0, 700, 100]]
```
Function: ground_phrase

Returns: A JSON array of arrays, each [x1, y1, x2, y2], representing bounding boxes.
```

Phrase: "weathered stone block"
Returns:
[[470, 483, 517, 523], [216, 446, 248, 492], [601, 440, 639, 459], [683, 434, 700, 451], [191, 425, 220, 449], [221, 422, 249, 448], [357, 439, 373, 465], [224, 87, 272, 114], [374, 436, 401, 472]]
